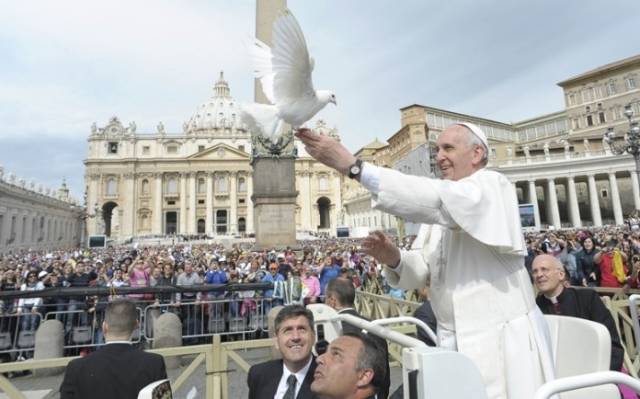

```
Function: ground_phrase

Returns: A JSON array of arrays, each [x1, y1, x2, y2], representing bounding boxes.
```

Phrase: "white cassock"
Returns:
[[361, 165, 555, 399]]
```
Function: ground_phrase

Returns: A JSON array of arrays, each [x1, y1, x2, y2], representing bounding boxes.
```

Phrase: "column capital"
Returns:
[[546, 177, 556, 183]]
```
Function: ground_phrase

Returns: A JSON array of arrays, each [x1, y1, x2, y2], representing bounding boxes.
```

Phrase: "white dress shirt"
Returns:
[[274, 356, 313, 399]]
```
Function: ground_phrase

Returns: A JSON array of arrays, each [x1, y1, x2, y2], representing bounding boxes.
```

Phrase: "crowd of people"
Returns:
[[1, 223, 640, 339]]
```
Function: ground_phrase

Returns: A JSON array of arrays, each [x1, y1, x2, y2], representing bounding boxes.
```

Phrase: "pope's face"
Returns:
[[275, 315, 315, 370], [436, 126, 480, 181]]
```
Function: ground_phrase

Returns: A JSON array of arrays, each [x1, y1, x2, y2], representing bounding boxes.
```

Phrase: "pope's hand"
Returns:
[[295, 128, 356, 175], [362, 231, 401, 268]]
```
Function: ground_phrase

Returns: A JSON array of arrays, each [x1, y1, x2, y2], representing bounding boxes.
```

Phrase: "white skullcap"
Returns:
[[456, 122, 489, 150]]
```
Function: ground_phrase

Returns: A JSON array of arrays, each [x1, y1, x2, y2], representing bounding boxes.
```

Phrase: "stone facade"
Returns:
[[83, 74, 343, 239], [342, 54, 640, 232], [0, 168, 82, 253]]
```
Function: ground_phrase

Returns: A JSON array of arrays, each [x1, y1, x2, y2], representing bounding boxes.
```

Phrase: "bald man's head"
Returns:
[[532, 254, 565, 297]]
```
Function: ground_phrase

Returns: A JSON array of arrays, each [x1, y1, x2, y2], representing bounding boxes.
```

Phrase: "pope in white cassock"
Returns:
[[296, 123, 555, 399]]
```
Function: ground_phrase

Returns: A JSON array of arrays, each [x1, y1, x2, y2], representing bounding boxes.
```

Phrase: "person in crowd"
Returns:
[[176, 260, 203, 338], [128, 259, 151, 302], [262, 262, 286, 310], [594, 239, 629, 288], [247, 305, 318, 399], [205, 259, 228, 324], [59, 299, 167, 399], [311, 332, 387, 399], [576, 236, 600, 287], [17, 271, 44, 331], [318, 256, 341, 296], [533, 254, 624, 371], [296, 123, 555, 398], [301, 265, 320, 305], [66, 260, 97, 329]]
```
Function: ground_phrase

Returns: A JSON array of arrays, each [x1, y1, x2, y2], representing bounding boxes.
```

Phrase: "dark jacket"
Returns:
[[536, 287, 624, 371], [247, 358, 317, 399], [575, 248, 600, 285], [59, 343, 167, 399]]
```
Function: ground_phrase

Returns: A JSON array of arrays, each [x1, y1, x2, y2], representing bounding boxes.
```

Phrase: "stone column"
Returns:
[[179, 173, 187, 234], [229, 172, 238, 234], [630, 171, 640, 210], [255, 0, 287, 104], [297, 171, 311, 231], [608, 172, 624, 225], [189, 173, 197, 234], [527, 180, 541, 228], [566, 176, 582, 228], [16, 213, 25, 246], [333, 172, 342, 228], [587, 174, 602, 227], [24, 213, 33, 245], [87, 174, 100, 236], [205, 172, 214, 235], [122, 173, 136, 237], [546, 178, 561, 228], [0, 207, 9, 246], [246, 174, 254, 234], [153, 173, 163, 234]]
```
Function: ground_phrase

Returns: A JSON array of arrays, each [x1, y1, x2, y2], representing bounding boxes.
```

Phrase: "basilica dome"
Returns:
[[184, 72, 246, 135]]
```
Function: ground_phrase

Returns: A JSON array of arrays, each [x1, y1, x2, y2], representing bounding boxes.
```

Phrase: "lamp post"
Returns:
[[604, 104, 640, 211]]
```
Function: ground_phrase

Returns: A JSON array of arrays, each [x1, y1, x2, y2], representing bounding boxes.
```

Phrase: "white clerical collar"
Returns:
[[105, 340, 132, 345], [337, 307, 355, 313]]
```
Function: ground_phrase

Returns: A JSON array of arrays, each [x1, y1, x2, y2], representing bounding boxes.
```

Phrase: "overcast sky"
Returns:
[[1, 0, 640, 200]]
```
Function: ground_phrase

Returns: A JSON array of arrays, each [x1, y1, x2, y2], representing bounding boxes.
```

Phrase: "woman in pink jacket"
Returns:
[[301, 264, 320, 304]]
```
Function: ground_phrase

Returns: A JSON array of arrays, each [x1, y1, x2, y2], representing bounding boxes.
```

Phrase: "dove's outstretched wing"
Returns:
[[251, 39, 277, 104], [252, 9, 315, 107], [271, 9, 315, 104]]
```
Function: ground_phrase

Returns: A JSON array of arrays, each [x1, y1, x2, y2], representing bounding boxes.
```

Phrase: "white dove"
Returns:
[[241, 9, 336, 140]]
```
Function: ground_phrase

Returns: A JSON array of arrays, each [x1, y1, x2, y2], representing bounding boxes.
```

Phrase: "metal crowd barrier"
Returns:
[[143, 297, 274, 341], [0, 312, 43, 355], [43, 307, 143, 350]]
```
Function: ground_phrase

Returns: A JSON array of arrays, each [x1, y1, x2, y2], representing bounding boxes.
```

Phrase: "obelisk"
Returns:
[[251, 0, 298, 249]]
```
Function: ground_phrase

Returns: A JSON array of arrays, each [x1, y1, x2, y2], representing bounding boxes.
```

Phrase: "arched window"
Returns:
[[167, 177, 178, 194], [141, 179, 150, 195], [318, 175, 328, 191], [216, 175, 227, 193], [106, 178, 117, 196], [216, 210, 228, 234], [238, 177, 246, 192], [238, 217, 246, 233]]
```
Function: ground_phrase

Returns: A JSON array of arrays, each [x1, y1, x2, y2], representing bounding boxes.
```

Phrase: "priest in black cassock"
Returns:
[[532, 254, 623, 371]]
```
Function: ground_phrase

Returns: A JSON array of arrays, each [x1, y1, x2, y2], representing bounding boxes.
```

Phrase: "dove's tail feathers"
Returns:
[[251, 38, 276, 104], [240, 103, 281, 139]]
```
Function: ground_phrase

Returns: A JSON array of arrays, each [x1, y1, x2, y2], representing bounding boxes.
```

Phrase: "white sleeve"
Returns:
[[359, 162, 380, 194], [382, 249, 430, 290]]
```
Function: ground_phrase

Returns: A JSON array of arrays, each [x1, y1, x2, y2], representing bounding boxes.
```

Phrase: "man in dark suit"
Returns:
[[59, 299, 167, 399], [248, 304, 318, 399], [533, 254, 624, 371], [325, 278, 390, 399]]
